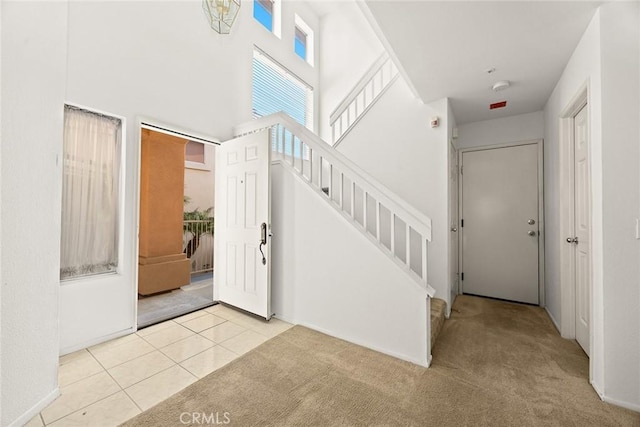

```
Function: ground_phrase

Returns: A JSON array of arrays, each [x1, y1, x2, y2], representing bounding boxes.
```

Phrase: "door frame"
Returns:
[[448, 137, 459, 313], [457, 139, 545, 306], [558, 84, 591, 343], [134, 117, 220, 331]]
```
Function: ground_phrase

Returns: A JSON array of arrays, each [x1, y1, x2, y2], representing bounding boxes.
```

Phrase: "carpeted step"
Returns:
[[430, 298, 447, 349]]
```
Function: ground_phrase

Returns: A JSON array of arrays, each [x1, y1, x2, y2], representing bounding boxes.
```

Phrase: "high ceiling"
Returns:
[[363, 1, 600, 125]]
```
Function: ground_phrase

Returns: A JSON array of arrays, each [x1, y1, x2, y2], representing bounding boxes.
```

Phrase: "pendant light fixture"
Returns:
[[203, 0, 241, 34]]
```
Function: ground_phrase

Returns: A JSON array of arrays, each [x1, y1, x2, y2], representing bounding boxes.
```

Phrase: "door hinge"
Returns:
[[461, 219, 464, 227], [460, 165, 463, 175], [461, 272, 464, 281]]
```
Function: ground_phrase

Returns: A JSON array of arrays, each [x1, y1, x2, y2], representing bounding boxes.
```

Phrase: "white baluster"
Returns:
[[421, 236, 428, 281], [319, 155, 324, 195], [350, 181, 356, 219], [339, 173, 344, 209], [406, 225, 411, 267], [376, 201, 381, 242], [363, 192, 368, 232], [390, 213, 395, 255], [329, 163, 333, 199]]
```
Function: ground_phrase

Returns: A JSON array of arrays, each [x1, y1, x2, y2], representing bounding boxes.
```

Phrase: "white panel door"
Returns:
[[573, 105, 591, 356], [461, 144, 539, 304], [449, 141, 459, 301], [214, 130, 271, 319]]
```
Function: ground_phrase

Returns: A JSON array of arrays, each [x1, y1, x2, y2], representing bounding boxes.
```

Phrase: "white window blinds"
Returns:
[[252, 49, 313, 131]]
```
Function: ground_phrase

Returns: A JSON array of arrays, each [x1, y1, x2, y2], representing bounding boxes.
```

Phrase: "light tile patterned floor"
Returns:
[[28, 304, 293, 426]]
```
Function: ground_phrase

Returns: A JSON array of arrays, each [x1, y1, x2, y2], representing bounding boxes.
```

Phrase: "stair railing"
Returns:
[[329, 53, 399, 146], [235, 112, 434, 296]]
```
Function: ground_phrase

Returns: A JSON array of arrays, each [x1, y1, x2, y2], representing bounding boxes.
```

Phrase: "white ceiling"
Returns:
[[363, 1, 600, 125]]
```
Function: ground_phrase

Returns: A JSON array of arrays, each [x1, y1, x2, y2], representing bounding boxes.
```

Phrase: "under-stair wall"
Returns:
[[234, 114, 435, 366], [335, 77, 454, 312], [271, 163, 431, 366]]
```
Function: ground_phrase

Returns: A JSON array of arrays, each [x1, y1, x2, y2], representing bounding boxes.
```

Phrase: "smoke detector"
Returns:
[[492, 80, 511, 92]]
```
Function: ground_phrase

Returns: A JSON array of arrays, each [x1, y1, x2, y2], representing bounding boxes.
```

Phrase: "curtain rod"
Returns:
[[141, 122, 220, 145]]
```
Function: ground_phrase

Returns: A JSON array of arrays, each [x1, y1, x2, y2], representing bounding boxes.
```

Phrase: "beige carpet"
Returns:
[[123, 296, 640, 426]]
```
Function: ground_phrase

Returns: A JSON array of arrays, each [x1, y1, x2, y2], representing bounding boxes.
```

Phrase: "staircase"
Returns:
[[234, 112, 437, 366], [430, 298, 447, 350], [329, 52, 399, 146]]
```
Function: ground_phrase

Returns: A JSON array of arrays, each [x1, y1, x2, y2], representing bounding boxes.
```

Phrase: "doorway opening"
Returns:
[[136, 123, 219, 328]]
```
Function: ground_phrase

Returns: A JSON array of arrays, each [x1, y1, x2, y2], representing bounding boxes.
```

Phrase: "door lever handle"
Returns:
[[259, 222, 267, 265], [566, 237, 579, 244]]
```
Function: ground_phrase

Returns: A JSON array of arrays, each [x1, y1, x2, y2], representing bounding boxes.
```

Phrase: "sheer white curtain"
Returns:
[[60, 106, 122, 280]]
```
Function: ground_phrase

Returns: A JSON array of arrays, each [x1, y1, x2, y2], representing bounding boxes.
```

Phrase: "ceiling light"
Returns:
[[492, 80, 511, 91], [203, 0, 240, 34]]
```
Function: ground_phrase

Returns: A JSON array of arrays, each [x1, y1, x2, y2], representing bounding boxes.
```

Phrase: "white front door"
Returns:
[[573, 105, 591, 356], [214, 130, 271, 319], [461, 143, 540, 305]]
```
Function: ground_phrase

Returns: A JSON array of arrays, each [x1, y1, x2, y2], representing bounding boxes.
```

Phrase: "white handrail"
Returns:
[[234, 113, 435, 297], [329, 53, 390, 124], [329, 53, 399, 145], [235, 113, 432, 240]]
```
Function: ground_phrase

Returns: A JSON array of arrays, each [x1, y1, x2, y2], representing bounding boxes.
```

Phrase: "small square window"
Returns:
[[294, 15, 314, 66], [254, 0, 274, 32], [294, 27, 307, 61], [185, 141, 205, 164]]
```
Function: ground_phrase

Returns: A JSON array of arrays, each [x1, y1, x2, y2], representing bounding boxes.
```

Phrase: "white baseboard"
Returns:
[[545, 307, 561, 334], [591, 379, 605, 400], [8, 387, 59, 427], [295, 320, 429, 368], [603, 395, 640, 413], [60, 327, 135, 356]]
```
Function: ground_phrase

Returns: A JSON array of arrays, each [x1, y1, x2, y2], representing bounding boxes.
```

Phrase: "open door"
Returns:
[[214, 130, 271, 319]]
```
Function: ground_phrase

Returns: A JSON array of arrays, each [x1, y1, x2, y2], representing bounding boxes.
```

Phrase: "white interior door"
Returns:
[[573, 105, 591, 355], [461, 143, 540, 304], [449, 141, 459, 302], [214, 130, 271, 319]]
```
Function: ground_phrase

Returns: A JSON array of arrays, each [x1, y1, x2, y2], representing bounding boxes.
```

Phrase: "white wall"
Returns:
[[544, 2, 640, 409], [0, 0, 3, 423], [336, 77, 452, 308], [184, 145, 216, 213], [60, 0, 320, 350], [318, 1, 384, 142], [598, 1, 640, 410], [1, 2, 68, 425], [271, 163, 430, 366], [543, 7, 604, 390], [1, 0, 321, 423], [456, 111, 544, 149]]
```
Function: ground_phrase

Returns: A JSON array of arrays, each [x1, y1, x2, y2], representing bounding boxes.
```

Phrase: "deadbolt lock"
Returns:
[[528, 219, 536, 225]]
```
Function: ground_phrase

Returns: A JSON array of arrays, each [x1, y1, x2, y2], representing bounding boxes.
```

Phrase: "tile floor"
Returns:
[[25, 304, 293, 427]]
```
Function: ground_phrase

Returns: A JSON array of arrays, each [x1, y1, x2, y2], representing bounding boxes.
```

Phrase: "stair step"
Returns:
[[430, 298, 447, 349]]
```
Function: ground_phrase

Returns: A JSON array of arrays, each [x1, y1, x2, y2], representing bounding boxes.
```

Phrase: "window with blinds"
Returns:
[[252, 49, 314, 132]]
